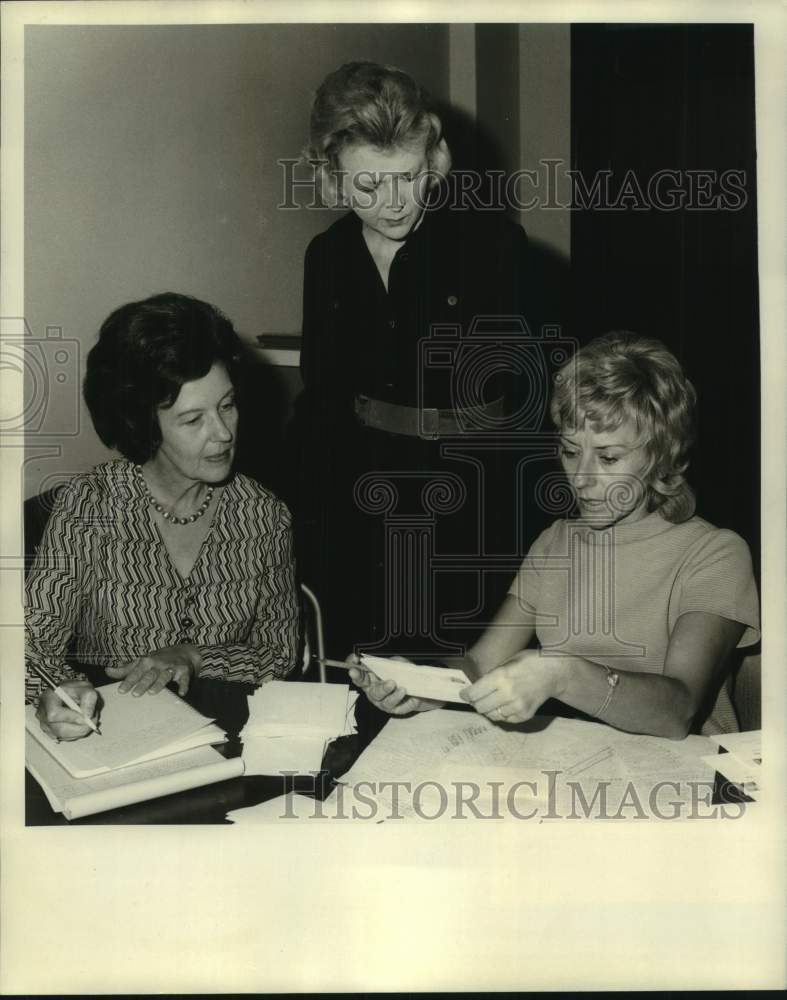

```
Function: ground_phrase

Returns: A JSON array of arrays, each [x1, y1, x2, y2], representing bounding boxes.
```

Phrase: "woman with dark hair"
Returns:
[[27, 292, 299, 741], [353, 333, 760, 738], [290, 61, 535, 663]]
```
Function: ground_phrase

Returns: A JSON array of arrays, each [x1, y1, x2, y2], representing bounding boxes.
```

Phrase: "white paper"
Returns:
[[227, 790, 330, 823], [360, 654, 472, 703], [701, 753, 760, 797], [709, 729, 761, 753], [25, 682, 220, 777], [434, 760, 552, 809], [244, 680, 352, 739], [26, 736, 244, 818], [338, 711, 723, 821], [709, 730, 762, 767], [242, 735, 327, 776], [381, 706, 475, 734]]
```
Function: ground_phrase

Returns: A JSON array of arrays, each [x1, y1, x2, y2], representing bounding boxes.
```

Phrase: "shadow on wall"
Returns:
[[233, 346, 297, 500], [236, 101, 571, 502], [437, 99, 571, 338]]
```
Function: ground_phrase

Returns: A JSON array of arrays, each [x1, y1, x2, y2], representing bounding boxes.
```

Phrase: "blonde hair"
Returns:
[[550, 332, 697, 523], [306, 61, 451, 206]]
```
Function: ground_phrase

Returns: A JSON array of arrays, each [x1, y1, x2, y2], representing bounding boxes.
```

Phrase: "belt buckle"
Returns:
[[421, 407, 440, 440]]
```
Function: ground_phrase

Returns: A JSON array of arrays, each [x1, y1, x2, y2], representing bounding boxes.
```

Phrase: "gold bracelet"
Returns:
[[595, 666, 620, 719]]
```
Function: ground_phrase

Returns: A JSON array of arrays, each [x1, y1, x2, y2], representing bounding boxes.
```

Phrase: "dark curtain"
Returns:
[[570, 24, 760, 574]]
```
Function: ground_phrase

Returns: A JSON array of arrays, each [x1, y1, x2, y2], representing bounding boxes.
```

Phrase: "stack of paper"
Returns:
[[27, 737, 243, 820], [25, 681, 227, 778], [240, 681, 358, 776], [703, 730, 761, 799], [25, 682, 238, 819]]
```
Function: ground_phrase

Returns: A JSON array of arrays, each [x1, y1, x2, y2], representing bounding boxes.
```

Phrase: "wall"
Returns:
[[518, 23, 571, 260], [24, 22, 572, 498], [570, 24, 759, 557], [472, 24, 571, 338], [24, 23, 449, 496]]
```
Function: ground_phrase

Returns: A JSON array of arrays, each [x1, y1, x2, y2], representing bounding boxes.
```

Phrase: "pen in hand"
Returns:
[[52, 683, 101, 736], [318, 657, 367, 672], [29, 662, 101, 736]]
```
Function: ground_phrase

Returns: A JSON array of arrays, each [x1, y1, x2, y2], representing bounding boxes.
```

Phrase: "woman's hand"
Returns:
[[36, 679, 98, 741], [347, 654, 443, 716], [461, 649, 566, 725], [106, 644, 201, 697]]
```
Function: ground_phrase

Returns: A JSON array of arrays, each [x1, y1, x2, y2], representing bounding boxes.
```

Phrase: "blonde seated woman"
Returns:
[[352, 332, 760, 738]]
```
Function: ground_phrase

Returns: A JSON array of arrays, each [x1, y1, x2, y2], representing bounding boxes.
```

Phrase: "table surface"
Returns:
[[25, 675, 750, 825], [25, 674, 389, 825]]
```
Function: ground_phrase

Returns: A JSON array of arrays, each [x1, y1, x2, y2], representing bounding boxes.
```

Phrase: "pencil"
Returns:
[[28, 662, 101, 735], [318, 657, 368, 671]]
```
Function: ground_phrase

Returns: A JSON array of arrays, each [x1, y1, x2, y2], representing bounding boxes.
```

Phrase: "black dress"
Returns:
[[288, 200, 555, 661]]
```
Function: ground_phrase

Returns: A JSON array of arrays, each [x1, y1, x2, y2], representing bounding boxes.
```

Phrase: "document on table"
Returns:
[[702, 751, 760, 797], [605, 730, 717, 784], [336, 710, 721, 820], [704, 730, 761, 797], [26, 734, 243, 820], [710, 730, 761, 767], [339, 710, 510, 787], [228, 790, 330, 823], [25, 682, 224, 778], [241, 682, 357, 775], [244, 681, 357, 739], [242, 736, 328, 776], [360, 654, 472, 703]]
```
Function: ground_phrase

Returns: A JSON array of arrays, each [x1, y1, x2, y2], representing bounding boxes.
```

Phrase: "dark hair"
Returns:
[[84, 292, 243, 464], [550, 332, 697, 523]]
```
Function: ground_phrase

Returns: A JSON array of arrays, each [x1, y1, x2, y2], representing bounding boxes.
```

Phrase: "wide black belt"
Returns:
[[354, 394, 504, 440]]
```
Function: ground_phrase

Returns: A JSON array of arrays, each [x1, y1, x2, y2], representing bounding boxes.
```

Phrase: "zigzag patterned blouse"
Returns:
[[25, 460, 299, 702]]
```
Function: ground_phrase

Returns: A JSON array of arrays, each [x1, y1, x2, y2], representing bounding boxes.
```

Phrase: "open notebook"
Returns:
[[25, 681, 226, 778]]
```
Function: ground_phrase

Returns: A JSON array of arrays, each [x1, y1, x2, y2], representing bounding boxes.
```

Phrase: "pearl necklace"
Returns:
[[134, 464, 214, 526]]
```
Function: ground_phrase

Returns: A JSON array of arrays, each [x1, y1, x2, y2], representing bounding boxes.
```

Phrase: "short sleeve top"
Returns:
[[508, 511, 760, 675]]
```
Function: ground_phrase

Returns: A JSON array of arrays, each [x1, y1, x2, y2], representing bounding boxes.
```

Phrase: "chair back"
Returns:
[[26, 482, 327, 683], [730, 650, 761, 731], [300, 583, 326, 682]]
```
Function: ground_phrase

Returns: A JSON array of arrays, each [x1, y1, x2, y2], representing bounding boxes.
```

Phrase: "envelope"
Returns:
[[360, 654, 472, 704]]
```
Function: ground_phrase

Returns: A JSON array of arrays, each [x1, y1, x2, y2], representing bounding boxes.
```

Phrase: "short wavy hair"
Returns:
[[84, 292, 243, 464], [306, 61, 452, 206], [550, 332, 697, 523]]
